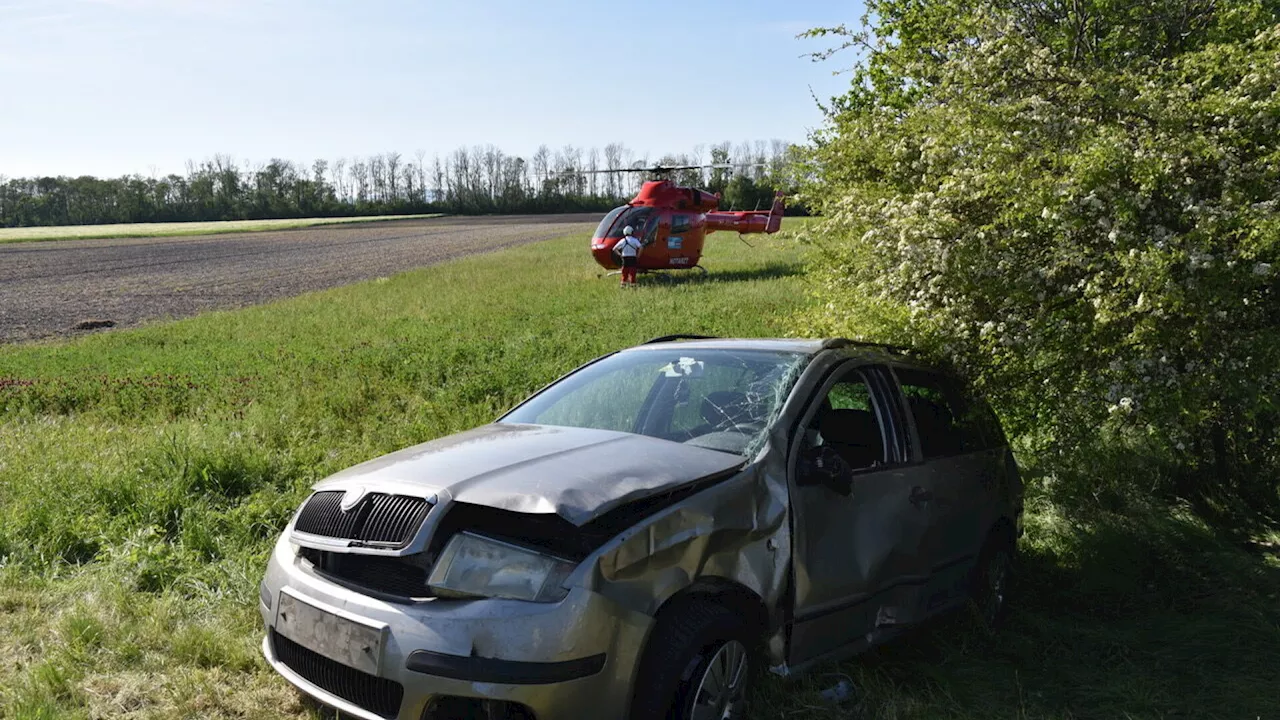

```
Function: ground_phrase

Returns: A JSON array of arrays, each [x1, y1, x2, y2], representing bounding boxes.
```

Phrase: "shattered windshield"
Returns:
[[501, 348, 809, 456]]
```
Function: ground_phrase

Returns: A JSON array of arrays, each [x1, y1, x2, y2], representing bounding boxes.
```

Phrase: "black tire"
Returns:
[[970, 531, 1015, 629], [630, 598, 757, 720]]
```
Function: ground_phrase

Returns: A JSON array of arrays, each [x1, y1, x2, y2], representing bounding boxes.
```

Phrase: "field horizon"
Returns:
[[0, 214, 449, 244]]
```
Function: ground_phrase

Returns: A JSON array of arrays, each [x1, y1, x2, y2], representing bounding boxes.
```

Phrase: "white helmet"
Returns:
[[622, 225, 634, 236]]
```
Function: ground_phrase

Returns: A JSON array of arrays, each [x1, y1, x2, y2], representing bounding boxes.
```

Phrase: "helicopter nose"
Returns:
[[591, 237, 618, 268]]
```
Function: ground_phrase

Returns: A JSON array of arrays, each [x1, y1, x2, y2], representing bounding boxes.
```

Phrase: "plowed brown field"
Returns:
[[0, 214, 596, 343]]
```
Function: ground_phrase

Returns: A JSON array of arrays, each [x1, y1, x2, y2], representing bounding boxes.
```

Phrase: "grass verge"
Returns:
[[0, 214, 445, 244], [0, 229, 807, 718], [1, 224, 1276, 719], [755, 495, 1280, 719]]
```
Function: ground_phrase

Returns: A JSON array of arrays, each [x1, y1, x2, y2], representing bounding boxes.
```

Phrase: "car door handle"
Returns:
[[909, 486, 933, 505]]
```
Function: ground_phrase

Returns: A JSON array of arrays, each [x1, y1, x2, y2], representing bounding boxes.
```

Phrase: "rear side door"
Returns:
[[888, 367, 996, 608], [787, 362, 939, 666]]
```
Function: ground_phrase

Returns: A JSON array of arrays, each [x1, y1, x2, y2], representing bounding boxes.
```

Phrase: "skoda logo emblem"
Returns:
[[340, 486, 368, 512]]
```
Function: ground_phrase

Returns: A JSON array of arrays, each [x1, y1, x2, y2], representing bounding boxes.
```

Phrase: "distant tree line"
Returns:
[[0, 140, 802, 228]]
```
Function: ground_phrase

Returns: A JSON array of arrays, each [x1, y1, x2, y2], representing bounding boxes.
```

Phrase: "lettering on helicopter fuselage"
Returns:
[[670, 257, 691, 265], [667, 236, 683, 250]]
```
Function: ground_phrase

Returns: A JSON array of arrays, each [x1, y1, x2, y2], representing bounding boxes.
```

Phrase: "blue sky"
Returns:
[[0, 0, 861, 178]]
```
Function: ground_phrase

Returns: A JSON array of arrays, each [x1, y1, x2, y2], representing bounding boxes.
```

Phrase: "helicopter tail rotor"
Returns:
[[766, 191, 785, 233]]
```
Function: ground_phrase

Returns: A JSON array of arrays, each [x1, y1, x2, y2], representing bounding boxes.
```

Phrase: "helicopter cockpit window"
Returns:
[[594, 206, 627, 238], [601, 206, 655, 239], [642, 215, 660, 245], [671, 214, 692, 234]]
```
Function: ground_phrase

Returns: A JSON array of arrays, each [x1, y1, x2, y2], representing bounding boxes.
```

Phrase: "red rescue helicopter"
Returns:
[[581, 165, 785, 275]]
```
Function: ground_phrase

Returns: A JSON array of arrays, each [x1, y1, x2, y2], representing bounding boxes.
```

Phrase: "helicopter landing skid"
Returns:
[[600, 266, 706, 279]]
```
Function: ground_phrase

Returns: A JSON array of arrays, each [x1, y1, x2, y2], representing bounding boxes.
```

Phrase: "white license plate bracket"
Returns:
[[275, 590, 387, 676]]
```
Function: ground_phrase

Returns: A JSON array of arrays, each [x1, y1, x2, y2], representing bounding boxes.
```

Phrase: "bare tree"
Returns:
[[587, 146, 600, 198], [502, 155, 528, 205], [603, 142, 623, 198], [442, 155, 454, 202], [631, 152, 650, 196], [563, 145, 584, 195], [450, 147, 472, 208], [350, 159, 369, 203], [414, 150, 427, 203], [531, 145, 550, 196], [400, 165, 416, 204], [483, 145, 502, 200], [769, 138, 790, 186], [734, 141, 753, 178], [467, 145, 486, 206], [709, 142, 732, 191], [430, 154, 444, 203], [386, 152, 402, 202], [690, 143, 706, 186], [331, 157, 348, 201]]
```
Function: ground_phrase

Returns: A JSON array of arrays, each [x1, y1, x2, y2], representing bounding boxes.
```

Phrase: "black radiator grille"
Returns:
[[294, 490, 432, 547], [271, 629, 404, 719], [301, 547, 431, 599]]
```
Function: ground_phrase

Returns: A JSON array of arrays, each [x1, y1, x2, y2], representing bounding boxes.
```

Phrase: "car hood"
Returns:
[[313, 423, 746, 526]]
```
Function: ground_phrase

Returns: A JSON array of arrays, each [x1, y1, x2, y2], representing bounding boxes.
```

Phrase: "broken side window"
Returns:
[[894, 368, 985, 458], [807, 372, 887, 471]]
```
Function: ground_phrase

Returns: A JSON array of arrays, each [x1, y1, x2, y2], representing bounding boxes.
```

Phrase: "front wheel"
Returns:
[[630, 599, 756, 720]]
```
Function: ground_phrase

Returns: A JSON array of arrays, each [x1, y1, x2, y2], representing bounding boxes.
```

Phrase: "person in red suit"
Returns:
[[614, 225, 644, 287]]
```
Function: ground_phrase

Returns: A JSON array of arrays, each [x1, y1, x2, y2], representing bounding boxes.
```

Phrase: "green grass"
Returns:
[[0, 214, 445, 243], [1, 225, 1277, 719], [0, 229, 807, 718]]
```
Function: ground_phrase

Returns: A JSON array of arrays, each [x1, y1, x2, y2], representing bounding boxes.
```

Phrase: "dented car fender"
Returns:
[[564, 352, 856, 656]]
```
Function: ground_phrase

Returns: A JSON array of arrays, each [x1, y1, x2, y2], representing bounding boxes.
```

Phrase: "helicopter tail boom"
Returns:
[[703, 191, 786, 235]]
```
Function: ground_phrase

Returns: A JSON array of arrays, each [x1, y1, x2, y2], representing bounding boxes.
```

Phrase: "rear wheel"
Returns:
[[971, 533, 1014, 628], [630, 599, 756, 720]]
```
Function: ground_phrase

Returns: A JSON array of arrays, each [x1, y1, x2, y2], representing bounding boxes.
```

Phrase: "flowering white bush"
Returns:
[[799, 3, 1280, 498]]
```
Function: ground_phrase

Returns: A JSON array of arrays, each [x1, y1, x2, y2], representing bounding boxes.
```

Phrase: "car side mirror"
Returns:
[[798, 445, 853, 496]]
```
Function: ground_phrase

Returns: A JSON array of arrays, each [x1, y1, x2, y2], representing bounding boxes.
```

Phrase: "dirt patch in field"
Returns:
[[0, 214, 596, 343]]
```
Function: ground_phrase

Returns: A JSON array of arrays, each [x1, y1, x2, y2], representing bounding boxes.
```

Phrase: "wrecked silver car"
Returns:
[[259, 336, 1024, 720]]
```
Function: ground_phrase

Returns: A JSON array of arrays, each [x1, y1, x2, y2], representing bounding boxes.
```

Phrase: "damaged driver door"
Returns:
[[786, 363, 935, 667]]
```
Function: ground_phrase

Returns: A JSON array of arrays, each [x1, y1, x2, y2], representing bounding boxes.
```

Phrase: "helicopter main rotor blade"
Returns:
[[547, 161, 772, 178]]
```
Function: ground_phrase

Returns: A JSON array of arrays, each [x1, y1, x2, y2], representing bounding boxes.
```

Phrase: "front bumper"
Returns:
[[259, 536, 652, 720]]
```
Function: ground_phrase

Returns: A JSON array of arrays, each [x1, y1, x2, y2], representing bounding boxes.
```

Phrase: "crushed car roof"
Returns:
[[624, 337, 910, 357], [622, 338, 828, 354]]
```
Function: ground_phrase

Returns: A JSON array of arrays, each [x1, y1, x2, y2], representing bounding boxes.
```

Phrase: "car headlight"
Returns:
[[427, 532, 574, 603]]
